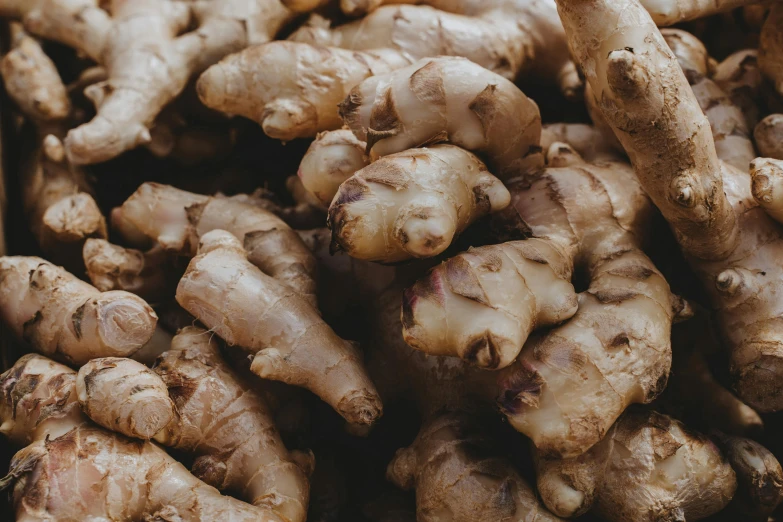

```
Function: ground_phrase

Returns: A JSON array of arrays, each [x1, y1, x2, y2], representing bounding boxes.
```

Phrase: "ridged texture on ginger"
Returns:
[[387, 412, 563, 522], [493, 158, 677, 458], [197, 41, 413, 140], [0, 256, 157, 364], [536, 410, 737, 521], [0, 354, 283, 521], [760, 4, 783, 96], [298, 129, 369, 206], [76, 357, 175, 440], [153, 327, 310, 522], [176, 230, 382, 427], [328, 145, 510, 262], [755, 114, 783, 160], [558, 0, 783, 413], [118, 182, 318, 307], [339, 56, 544, 179]]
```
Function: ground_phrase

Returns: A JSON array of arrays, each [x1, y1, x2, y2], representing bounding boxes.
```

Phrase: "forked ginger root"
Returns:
[[176, 230, 382, 427], [117, 182, 318, 307], [0, 256, 158, 365], [0, 354, 286, 522], [535, 409, 737, 520], [328, 145, 510, 262]]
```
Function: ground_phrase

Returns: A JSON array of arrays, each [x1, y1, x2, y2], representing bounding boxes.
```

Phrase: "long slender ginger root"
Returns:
[[328, 145, 510, 262], [0, 354, 286, 522], [535, 409, 737, 521], [197, 41, 413, 141], [82, 239, 179, 303], [152, 327, 311, 522], [0, 0, 302, 164], [0, 256, 158, 364], [755, 114, 783, 160], [298, 129, 369, 206], [176, 230, 382, 427], [387, 412, 564, 522], [557, 0, 783, 412], [760, 4, 783, 96], [289, 0, 577, 96], [117, 182, 318, 306], [339, 56, 544, 179], [76, 356, 175, 440]]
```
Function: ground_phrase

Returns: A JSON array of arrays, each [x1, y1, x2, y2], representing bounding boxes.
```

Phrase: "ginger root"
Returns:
[[298, 129, 369, 206], [760, 4, 783, 96], [755, 114, 783, 160], [0, 256, 158, 364], [117, 182, 318, 307], [328, 145, 510, 262], [176, 230, 382, 427], [714, 50, 763, 129]]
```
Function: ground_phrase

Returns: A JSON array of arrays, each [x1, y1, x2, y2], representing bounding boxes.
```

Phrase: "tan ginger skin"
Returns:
[[339, 56, 545, 180], [328, 145, 510, 263], [760, 4, 783, 96], [0, 354, 286, 522], [0, 256, 158, 365], [176, 230, 382, 427], [541, 123, 624, 163], [714, 50, 763, 129], [755, 114, 783, 160], [557, 0, 783, 413], [197, 42, 414, 141], [298, 129, 369, 206], [0, 0, 304, 164], [536, 409, 737, 521], [117, 182, 319, 307], [153, 327, 311, 522]]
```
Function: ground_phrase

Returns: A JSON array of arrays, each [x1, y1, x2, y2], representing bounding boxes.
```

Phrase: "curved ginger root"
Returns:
[[0, 256, 158, 365], [153, 327, 311, 522], [328, 145, 510, 262], [387, 412, 564, 522], [339, 56, 544, 179], [197, 41, 413, 141], [755, 114, 783, 160], [558, 0, 783, 412], [298, 129, 369, 206], [638, 0, 767, 25], [118, 182, 318, 307], [0, 354, 285, 522], [536, 410, 737, 520], [176, 230, 382, 427]]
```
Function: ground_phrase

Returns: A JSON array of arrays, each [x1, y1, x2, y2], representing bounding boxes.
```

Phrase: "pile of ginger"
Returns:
[[3, 0, 783, 521]]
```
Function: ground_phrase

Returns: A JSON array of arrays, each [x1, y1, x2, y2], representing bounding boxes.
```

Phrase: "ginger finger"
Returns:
[[750, 157, 783, 224], [755, 114, 783, 160], [298, 129, 369, 206]]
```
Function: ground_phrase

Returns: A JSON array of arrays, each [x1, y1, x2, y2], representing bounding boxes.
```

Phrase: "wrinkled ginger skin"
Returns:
[[76, 357, 175, 440], [760, 4, 783, 96], [340, 56, 544, 179], [557, 0, 783, 413], [535, 410, 737, 521], [328, 145, 510, 262], [153, 327, 310, 522], [755, 114, 783, 160], [0, 256, 157, 365], [495, 160, 676, 458], [298, 129, 369, 206], [118, 182, 318, 306], [0, 354, 283, 522], [197, 41, 413, 140], [176, 230, 382, 427], [387, 412, 564, 522]]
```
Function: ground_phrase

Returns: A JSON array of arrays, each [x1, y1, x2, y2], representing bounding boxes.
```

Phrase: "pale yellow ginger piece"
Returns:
[[76, 357, 175, 439], [328, 145, 510, 262], [558, 0, 783, 412], [0, 256, 157, 365], [298, 129, 369, 206], [0, 26, 69, 122], [340, 56, 544, 179], [714, 49, 763, 129], [536, 410, 737, 521], [118, 182, 318, 307], [153, 327, 311, 522], [83, 239, 175, 303], [541, 123, 624, 163], [0, 0, 301, 164], [387, 412, 564, 522], [760, 4, 783, 96], [639, 0, 769, 25], [0, 354, 285, 522], [176, 230, 382, 427], [197, 41, 413, 140], [755, 114, 783, 160], [663, 29, 756, 171], [289, 0, 578, 97], [402, 238, 577, 370], [750, 158, 783, 223]]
